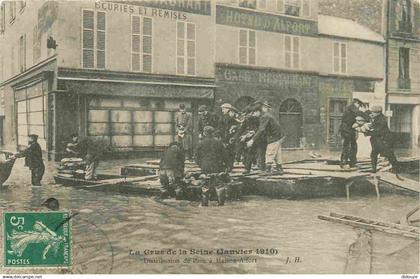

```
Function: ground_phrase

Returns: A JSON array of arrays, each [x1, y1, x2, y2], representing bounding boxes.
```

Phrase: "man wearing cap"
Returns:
[[218, 103, 240, 171], [14, 134, 45, 186], [339, 99, 362, 168], [196, 126, 227, 174], [247, 101, 285, 173], [367, 106, 399, 173], [175, 104, 193, 160], [197, 105, 218, 139]]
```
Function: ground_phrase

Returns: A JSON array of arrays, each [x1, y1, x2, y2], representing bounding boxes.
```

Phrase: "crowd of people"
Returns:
[[7, 98, 400, 190], [159, 100, 286, 198]]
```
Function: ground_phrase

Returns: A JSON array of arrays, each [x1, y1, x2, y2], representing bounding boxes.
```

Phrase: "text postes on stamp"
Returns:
[[3, 211, 72, 268]]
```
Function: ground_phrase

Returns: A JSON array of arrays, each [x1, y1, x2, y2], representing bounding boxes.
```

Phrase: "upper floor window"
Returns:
[[398, 47, 410, 89], [177, 21, 196, 76], [333, 42, 347, 73], [19, 34, 26, 73], [283, 0, 310, 17], [285, 35, 299, 69], [0, 3, 5, 33], [396, 0, 413, 33], [82, 10, 106, 69], [131, 15, 153, 73], [239, 0, 256, 9], [239, 29, 256, 65], [9, 1, 16, 23]]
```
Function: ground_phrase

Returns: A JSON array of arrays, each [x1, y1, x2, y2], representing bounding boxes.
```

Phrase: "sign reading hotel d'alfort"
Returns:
[[95, 1, 211, 20], [216, 5, 317, 36]]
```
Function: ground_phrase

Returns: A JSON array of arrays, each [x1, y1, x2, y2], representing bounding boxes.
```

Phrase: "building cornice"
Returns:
[[318, 33, 385, 45]]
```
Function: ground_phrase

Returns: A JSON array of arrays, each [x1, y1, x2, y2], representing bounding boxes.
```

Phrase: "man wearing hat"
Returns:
[[159, 141, 186, 199], [218, 103, 240, 171], [197, 105, 218, 139], [339, 99, 362, 168], [247, 101, 285, 173], [175, 104, 193, 160], [14, 134, 45, 186], [367, 106, 399, 173], [196, 126, 227, 174]]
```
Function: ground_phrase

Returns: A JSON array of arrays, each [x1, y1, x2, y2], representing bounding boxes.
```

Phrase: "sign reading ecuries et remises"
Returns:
[[216, 5, 318, 36], [96, 0, 211, 18]]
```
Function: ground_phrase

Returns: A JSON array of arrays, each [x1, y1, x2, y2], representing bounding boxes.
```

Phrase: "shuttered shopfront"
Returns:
[[15, 81, 48, 151], [87, 97, 191, 150]]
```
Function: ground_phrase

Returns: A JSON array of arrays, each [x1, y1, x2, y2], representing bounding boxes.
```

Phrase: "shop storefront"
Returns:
[[54, 68, 214, 158], [215, 64, 320, 149]]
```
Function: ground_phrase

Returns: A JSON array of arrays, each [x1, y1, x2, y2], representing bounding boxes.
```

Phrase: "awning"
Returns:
[[58, 78, 215, 99]]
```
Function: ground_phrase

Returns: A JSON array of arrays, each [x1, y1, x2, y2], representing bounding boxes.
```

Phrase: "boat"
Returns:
[[0, 151, 16, 186]]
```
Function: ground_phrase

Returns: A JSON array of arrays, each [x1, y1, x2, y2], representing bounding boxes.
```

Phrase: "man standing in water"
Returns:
[[14, 134, 45, 186], [339, 99, 362, 168]]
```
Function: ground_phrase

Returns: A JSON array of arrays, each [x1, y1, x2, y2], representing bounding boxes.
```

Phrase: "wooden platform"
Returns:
[[120, 156, 419, 199]]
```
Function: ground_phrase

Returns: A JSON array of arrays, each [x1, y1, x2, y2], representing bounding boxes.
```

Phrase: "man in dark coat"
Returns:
[[247, 101, 285, 173], [175, 104, 193, 160], [236, 105, 260, 174], [196, 126, 227, 174], [367, 106, 399, 173], [218, 103, 240, 171], [339, 99, 362, 168], [15, 134, 45, 186], [159, 142, 186, 198], [197, 105, 218, 139]]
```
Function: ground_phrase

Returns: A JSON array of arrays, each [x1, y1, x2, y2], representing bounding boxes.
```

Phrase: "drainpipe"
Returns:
[[384, 0, 391, 127]]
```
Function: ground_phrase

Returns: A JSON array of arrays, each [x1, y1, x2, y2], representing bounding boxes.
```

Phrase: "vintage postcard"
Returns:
[[0, 0, 419, 276]]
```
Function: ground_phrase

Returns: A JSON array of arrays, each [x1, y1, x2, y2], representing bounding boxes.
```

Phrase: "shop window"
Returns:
[[239, 0, 256, 9], [0, 3, 5, 33], [177, 21, 196, 76], [17, 93, 47, 150], [239, 29, 256, 65], [131, 15, 153, 73], [398, 47, 410, 89], [285, 35, 299, 69], [19, 34, 26, 73], [82, 10, 106, 69], [9, 1, 16, 23], [333, 42, 347, 74]]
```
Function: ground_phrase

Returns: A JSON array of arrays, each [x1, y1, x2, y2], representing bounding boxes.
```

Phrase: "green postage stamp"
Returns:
[[2, 211, 72, 268]]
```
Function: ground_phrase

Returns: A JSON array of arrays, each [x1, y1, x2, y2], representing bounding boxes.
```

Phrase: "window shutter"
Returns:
[[143, 17, 152, 36], [333, 42, 339, 73], [97, 12, 106, 31], [340, 43, 346, 73], [83, 10, 94, 29], [302, 0, 310, 17], [276, 0, 284, 12], [96, 12, 106, 69]]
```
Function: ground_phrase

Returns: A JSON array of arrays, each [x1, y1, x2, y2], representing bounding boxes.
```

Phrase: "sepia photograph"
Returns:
[[0, 0, 419, 276]]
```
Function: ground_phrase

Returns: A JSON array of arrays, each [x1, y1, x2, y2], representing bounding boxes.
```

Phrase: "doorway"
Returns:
[[328, 98, 348, 148], [279, 98, 303, 148]]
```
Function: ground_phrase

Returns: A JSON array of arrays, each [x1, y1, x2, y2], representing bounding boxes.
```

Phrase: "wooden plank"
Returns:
[[330, 212, 419, 233], [378, 172, 420, 193], [83, 175, 158, 188], [318, 215, 419, 239]]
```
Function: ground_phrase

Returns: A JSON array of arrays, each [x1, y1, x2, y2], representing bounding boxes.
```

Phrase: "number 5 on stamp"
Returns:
[[3, 211, 72, 268]]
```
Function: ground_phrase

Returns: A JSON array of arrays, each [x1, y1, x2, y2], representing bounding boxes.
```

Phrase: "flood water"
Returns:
[[0, 159, 419, 274]]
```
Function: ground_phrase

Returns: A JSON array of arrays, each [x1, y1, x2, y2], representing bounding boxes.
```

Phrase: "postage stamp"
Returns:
[[2, 211, 72, 268]]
